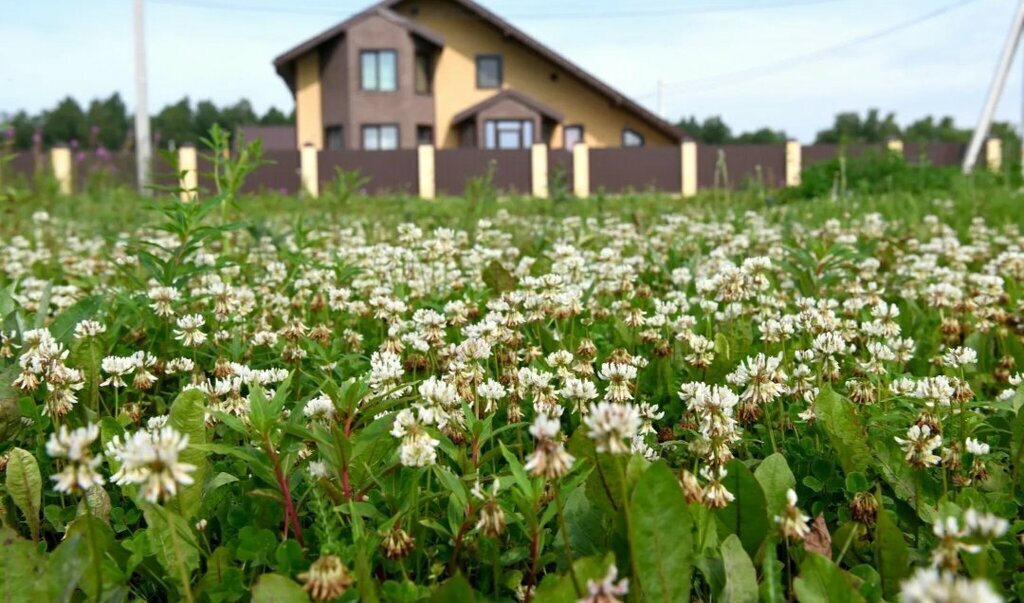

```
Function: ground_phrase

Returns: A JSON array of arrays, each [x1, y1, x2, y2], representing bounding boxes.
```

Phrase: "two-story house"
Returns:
[[273, 0, 684, 151]]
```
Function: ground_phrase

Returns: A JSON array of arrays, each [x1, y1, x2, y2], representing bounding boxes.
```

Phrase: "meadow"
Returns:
[[1, 159, 1024, 602]]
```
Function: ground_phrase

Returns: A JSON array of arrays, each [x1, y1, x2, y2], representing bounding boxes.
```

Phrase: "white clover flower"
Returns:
[[895, 424, 942, 469], [941, 346, 978, 370], [304, 394, 337, 424], [965, 437, 990, 456], [106, 426, 196, 503], [901, 568, 1002, 603], [580, 565, 629, 603], [775, 489, 811, 541], [173, 314, 207, 347], [597, 362, 637, 403], [584, 401, 641, 455], [100, 355, 136, 388], [73, 320, 106, 340], [46, 424, 105, 494]]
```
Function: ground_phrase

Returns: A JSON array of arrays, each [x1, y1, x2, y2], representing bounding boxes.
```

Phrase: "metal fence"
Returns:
[[2, 140, 977, 197]]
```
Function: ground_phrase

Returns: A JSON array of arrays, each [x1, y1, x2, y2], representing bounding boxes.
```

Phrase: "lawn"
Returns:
[[1, 175, 1023, 602]]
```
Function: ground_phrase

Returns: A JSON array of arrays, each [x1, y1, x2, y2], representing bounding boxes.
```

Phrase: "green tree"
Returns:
[[193, 100, 222, 143], [85, 93, 129, 150], [41, 97, 86, 146], [259, 107, 291, 126], [733, 127, 787, 144], [153, 97, 195, 148], [815, 109, 900, 144]]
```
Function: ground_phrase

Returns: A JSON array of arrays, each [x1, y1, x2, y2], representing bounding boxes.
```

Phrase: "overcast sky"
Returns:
[[1, 0, 1022, 141]]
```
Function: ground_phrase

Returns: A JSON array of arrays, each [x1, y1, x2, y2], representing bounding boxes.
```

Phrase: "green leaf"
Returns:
[[754, 453, 796, 521], [252, 573, 310, 603], [715, 459, 768, 558], [168, 389, 209, 519], [874, 510, 909, 600], [720, 534, 758, 603], [815, 387, 872, 475], [481, 260, 516, 294], [6, 447, 42, 540], [430, 573, 476, 602], [629, 461, 694, 603], [794, 553, 865, 603], [760, 538, 784, 603], [0, 527, 48, 600], [534, 553, 615, 602], [49, 296, 102, 343], [143, 504, 200, 596]]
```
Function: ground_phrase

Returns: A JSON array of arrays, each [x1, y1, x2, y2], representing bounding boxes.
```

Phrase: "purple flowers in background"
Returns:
[[96, 146, 111, 161], [3, 127, 13, 141]]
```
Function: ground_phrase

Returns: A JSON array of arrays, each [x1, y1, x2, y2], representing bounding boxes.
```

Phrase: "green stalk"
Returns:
[[615, 455, 643, 597], [554, 486, 581, 597]]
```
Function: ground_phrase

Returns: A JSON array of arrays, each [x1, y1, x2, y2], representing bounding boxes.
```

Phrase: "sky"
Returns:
[[1, 0, 1023, 142]]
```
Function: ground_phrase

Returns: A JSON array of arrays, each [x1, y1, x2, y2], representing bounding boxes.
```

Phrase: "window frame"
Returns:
[[475, 54, 503, 89], [360, 49, 398, 92], [324, 125, 345, 150], [563, 124, 584, 150], [416, 125, 434, 146], [361, 124, 400, 151], [622, 128, 645, 148], [484, 119, 533, 150]]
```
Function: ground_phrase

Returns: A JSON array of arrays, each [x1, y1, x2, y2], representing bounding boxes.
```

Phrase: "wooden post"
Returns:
[[681, 140, 697, 197], [50, 145, 72, 195], [886, 138, 904, 156], [178, 144, 198, 201], [301, 143, 319, 198], [417, 144, 435, 200], [986, 137, 1003, 172], [785, 139, 802, 187], [572, 143, 589, 198], [531, 143, 548, 198]]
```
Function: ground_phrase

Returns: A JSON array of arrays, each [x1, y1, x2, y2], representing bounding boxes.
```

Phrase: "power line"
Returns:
[[637, 0, 980, 100], [145, 0, 843, 21]]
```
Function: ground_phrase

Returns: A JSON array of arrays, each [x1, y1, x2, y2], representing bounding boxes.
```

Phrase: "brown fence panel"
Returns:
[[74, 151, 137, 191], [242, 150, 300, 194], [435, 149, 530, 196], [697, 144, 785, 190], [903, 142, 965, 167], [589, 146, 680, 194], [6, 153, 39, 186], [548, 149, 573, 194], [320, 150, 418, 195]]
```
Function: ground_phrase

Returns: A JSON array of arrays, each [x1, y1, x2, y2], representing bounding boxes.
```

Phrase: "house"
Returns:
[[272, 0, 684, 151]]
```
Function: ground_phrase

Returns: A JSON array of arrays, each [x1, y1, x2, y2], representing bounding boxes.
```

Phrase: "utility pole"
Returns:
[[133, 0, 152, 195], [963, 0, 1024, 173]]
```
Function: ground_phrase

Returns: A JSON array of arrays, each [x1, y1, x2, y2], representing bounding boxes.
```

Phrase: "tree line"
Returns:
[[677, 108, 1020, 147], [0, 94, 293, 152]]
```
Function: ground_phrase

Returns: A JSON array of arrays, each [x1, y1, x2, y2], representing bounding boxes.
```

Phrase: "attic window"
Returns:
[[622, 128, 644, 148], [361, 50, 397, 92], [476, 55, 503, 89]]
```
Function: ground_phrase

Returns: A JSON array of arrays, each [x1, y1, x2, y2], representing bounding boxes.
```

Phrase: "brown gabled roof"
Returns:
[[452, 89, 564, 124], [382, 0, 683, 142], [273, 6, 444, 93]]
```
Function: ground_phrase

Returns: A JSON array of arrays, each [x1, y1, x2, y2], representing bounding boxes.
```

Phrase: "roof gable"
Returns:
[[382, 0, 683, 142], [452, 90, 564, 124]]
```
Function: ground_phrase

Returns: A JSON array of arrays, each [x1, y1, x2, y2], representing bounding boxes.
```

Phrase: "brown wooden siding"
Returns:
[[548, 149, 573, 194], [242, 151, 301, 194], [903, 142, 966, 167], [435, 149, 531, 195]]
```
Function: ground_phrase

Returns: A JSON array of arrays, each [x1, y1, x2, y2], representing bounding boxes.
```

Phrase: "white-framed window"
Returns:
[[362, 124, 399, 150], [361, 50, 397, 91], [564, 125, 584, 149], [622, 128, 645, 147], [484, 119, 534, 150]]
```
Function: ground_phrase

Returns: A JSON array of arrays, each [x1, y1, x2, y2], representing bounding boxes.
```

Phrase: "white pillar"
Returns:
[[886, 138, 904, 156], [986, 137, 1003, 172], [51, 145, 72, 196], [301, 143, 319, 198], [572, 144, 589, 198], [417, 145, 435, 200], [681, 140, 697, 197], [531, 143, 548, 198], [178, 144, 198, 201], [785, 140, 802, 187]]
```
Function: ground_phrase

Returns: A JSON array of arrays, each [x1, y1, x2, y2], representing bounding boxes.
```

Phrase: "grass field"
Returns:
[[1, 170, 1024, 601]]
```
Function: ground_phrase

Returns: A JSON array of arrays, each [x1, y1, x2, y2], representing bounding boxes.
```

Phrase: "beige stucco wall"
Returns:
[[393, 0, 673, 149], [296, 53, 324, 149]]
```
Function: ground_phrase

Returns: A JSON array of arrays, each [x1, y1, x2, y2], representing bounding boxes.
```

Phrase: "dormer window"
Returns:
[[361, 50, 397, 91]]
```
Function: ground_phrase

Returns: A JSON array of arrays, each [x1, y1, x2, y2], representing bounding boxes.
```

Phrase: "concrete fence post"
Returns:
[[886, 138, 904, 156], [785, 140, 801, 187], [178, 144, 198, 202], [986, 137, 1003, 172], [572, 144, 589, 198], [681, 140, 698, 197], [300, 143, 319, 198], [417, 145, 436, 200], [531, 143, 548, 198], [50, 145, 73, 195]]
